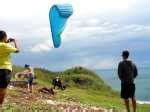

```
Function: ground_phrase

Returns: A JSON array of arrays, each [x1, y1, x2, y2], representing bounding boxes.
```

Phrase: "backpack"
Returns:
[[119, 60, 138, 83]]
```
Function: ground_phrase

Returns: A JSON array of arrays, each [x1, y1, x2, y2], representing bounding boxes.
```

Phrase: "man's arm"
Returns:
[[21, 70, 29, 74], [133, 64, 138, 78]]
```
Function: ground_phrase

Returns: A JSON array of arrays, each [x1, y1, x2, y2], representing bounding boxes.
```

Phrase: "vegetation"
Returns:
[[2, 65, 150, 111]]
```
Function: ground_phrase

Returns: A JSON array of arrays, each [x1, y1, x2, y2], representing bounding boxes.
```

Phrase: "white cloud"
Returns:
[[0, 0, 147, 51], [80, 57, 117, 69], [1, 0, 150, 70], [94, 59, 117, 69], [0, 0, 52, 19], [29, 20, 150, 53], [63, 19, 150, 43], [30, 40, 53, 53], [49, 54, 118, 70]]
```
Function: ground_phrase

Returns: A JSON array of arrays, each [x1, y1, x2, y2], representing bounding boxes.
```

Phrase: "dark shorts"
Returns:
[[28, 75, 34, 86], [0, 69, 11, 88], [121, 83, 135, 99]]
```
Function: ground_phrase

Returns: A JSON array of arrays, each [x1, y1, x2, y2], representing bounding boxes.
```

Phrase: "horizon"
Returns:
[[13, 64, 150, 72]]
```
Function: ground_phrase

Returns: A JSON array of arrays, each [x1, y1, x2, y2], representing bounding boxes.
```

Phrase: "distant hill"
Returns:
[[13, 66, 113, 91]]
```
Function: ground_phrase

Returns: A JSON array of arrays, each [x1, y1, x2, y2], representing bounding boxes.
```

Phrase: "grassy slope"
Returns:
[[9, 66, 150, 111]]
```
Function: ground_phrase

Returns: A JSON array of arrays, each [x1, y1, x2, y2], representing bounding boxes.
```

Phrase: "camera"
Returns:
[[7, 38, 14, 43]]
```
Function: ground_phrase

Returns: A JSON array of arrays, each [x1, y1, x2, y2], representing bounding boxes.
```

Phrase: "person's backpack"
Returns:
[[121, 61, 138, 83]]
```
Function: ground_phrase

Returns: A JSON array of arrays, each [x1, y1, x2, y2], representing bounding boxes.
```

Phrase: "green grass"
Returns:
[[56, 87, 123, 109], [9, 65, 150, 112]]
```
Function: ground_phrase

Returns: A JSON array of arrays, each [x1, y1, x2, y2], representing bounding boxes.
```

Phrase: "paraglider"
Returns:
[[49, 4, 73, 48]]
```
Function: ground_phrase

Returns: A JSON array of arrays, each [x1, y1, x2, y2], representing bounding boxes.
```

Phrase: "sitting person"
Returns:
[[52, 77, 66, 90]]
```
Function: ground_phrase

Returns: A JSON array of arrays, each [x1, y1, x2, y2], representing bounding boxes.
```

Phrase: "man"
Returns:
[[118, 50, 138, 112], [0, 31, 20, 106], [22, 64, 34, 93]]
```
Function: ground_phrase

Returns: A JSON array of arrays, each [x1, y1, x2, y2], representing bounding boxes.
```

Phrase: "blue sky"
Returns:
[[0, 0, 150, 70]]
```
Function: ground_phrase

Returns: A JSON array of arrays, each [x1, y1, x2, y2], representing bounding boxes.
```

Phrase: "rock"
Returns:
[[46, 100, 55, 105]]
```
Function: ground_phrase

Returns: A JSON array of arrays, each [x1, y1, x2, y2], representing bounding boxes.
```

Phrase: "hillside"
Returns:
[[2, 66, 150, 112]]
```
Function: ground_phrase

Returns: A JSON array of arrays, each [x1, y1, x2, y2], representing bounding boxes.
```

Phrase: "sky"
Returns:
[[0, 0, 150, 70]]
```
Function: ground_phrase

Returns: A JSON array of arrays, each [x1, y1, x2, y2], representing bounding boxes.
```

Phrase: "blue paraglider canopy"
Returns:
[[49, 4, 73, 48], [56, 5, 73, 18]]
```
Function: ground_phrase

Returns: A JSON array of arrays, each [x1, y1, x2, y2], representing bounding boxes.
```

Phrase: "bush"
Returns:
[[12, 66, 113, 91]]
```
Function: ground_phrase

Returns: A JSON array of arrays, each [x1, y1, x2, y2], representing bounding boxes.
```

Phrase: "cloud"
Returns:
[[1, 0, 150, 48], [75, 57, 117, 69], [30, 40, 53, 53], [1, 0, 150, 70], [63, 19, 150, 44]]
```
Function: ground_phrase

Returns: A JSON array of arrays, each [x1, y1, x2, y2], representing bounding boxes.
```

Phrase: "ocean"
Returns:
[[96, 68, 150, 102]]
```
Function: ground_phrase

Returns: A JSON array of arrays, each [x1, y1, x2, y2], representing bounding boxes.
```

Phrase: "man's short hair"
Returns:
[[25, 64, 30, 68], [122, 50, 129, 58]]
